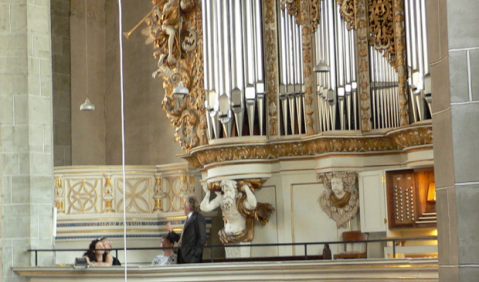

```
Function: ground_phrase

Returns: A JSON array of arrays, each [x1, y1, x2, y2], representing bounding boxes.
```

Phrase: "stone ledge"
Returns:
[[14, 258, 438, 282]]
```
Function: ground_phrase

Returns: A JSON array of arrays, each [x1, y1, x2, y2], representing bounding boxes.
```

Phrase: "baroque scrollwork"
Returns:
[[368, 0, 395, 63], [336, 0, 356, 30], [143, 0, 206, 151], [281, 0, 300, 23]]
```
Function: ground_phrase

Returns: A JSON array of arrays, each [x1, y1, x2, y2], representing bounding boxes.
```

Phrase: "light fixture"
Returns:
[[79, 0, 95, 111], [80, 97, 95, 111], [426, 181, 436, 203]]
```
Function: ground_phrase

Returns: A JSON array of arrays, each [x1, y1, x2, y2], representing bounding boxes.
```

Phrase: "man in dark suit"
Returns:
[[166, 195, 207, 263]]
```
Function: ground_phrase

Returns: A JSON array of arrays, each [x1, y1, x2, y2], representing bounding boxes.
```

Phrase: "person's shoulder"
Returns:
[[168, 253, 178, 264], [151, 255, 165, 265]]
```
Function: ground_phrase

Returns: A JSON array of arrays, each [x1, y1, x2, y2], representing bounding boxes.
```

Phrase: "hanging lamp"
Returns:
[[80, 0, 95, 111]]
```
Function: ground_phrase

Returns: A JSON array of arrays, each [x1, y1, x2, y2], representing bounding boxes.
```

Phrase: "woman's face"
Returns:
[[94, 242, 105, 255]]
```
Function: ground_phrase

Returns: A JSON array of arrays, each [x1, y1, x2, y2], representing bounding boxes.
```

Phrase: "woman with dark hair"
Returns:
[[83, 239, 113, 266]]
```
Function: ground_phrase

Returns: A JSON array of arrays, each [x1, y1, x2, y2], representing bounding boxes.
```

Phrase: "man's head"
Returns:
[[183, 195, 200, 215], [331, 177, 346, 199], [161, 233, 175, 248], [221, 180, 238, 210]]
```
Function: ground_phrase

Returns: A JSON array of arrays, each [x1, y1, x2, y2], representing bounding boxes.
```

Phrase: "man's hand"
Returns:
[[166, 221, 172, 232]]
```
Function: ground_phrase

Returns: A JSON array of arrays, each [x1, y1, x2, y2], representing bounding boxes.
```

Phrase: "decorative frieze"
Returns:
[[184, 124, 433, 168]]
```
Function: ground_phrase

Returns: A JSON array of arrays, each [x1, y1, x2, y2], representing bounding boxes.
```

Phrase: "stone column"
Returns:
[[429, 0, 479, 281], [0, 0, 55, 281]]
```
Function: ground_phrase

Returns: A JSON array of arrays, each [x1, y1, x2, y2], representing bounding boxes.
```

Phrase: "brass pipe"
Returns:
[[123, 9, 154, 39]]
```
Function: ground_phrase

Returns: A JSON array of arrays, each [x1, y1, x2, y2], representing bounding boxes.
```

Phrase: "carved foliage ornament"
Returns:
[[317, 171, 359, 228], [144, 0, 206, 151], [336, 0, 356, 30], [368, 0, 396, 63], [281, 0, 320, 33], [264, 0, 279, 136]]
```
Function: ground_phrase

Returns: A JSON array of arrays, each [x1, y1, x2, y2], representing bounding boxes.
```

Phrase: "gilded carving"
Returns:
[[392, 0, 409, 126], [116, 178, 151, 213], [356, 1, 372, 132], [310, 0, 321, 32], [142, 0, 205, 151], [388, 126, 432, 149], [103, 174, 115, 213], [300, 0, 316, 136], [336, 0, 356, 29], [318, 171, 359, 228], [54, 176, 65, 213], [282, 0, 300, 23], [68, 179, 99, 214], [368, 0, 395, 63], [183, 125, 433, 168], [153, 176, 163, 212]]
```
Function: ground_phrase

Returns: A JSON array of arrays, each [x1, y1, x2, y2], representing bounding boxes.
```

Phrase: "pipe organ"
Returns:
[[314, 0, 359, 132], [143, 0, 435, 151], [202, 0, 265, 139], [203, 0, 432, 137], [404, 0, 431, 123], [278, 6, 305, 135], [201, 0, 431, 139]]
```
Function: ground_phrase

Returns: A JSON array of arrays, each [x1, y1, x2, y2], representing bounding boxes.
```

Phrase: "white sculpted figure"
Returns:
[[201, 179, 258, 243], [318, 172, 359, 228]]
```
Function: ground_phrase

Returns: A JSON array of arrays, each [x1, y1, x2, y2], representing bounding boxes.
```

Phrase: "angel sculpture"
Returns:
[[318, 171, 359, 228]]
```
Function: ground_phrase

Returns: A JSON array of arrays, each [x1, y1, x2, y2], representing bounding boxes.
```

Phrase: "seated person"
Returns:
[[83, 239, 113, 266], [151, 233, 178, 265], [100, 236, 121, 265]]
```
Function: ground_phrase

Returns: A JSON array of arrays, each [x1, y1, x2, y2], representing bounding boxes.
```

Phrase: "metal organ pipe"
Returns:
[[202, 0, 265, 139]]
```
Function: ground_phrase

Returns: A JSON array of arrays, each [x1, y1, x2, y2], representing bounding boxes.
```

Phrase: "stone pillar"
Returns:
[[429, 0, 479, 281], [0, 0, 55, 281]]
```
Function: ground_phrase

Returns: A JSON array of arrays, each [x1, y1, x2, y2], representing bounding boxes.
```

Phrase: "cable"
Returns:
[[117, 0, 128, 280]]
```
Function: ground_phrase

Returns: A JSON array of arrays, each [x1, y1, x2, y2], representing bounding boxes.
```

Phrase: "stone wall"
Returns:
[[70, 0, 184, 166], [0, 0, 55, 281], [428, 0, 479, 281]]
